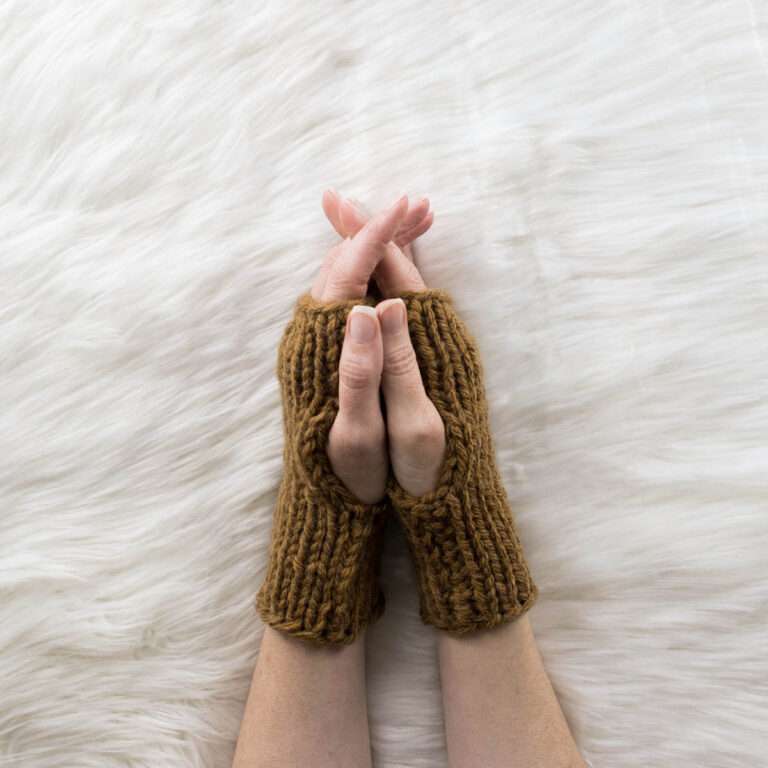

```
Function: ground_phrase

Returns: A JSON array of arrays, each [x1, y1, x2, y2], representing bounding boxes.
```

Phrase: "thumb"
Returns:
[[377, 299, 446, 496], [337, 305, 384, 419], [328, 305, 388, 503], [377, 298, 426, 402]]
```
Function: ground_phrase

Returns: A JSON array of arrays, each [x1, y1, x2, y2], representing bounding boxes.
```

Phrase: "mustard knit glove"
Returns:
[[388, 290, 538, 634], [256, 294, 387, 644]]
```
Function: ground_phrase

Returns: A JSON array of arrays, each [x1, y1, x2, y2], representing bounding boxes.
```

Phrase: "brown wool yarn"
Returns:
[[388, 289, 538, 633], [256, 294, 387, 644]]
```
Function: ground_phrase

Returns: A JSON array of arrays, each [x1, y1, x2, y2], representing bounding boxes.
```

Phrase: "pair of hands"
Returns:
[[313, 191, 446, 504]]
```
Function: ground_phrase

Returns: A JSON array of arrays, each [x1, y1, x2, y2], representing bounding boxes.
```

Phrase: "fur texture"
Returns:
[[1, 1, 766, 766]]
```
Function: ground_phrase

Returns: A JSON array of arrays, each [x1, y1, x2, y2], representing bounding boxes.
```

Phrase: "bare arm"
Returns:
[[439, 616, 586, 768], [232, 629, 371, 768], [232, 195, 433, 767], [235, 192, 588, 766], [322, 193, 588, 766], [372, 286, 587, 767], [367, 265, 588, 767]]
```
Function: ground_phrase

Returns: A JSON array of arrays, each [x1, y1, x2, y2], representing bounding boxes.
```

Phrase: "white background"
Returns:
[[1, 1, 766, 765]]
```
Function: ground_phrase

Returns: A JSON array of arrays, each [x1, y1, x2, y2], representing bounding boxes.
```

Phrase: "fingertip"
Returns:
[[347, 304, 379, 344], [322, 188, 338, 207], [338, 305, 384, 421], [376, 297, 405, 315], [396, 197, 430, 234], [322, 188, 347, 238], [406, 210, 434, 242], [377, 297, 407, 337], [350, 304, 378, 319]]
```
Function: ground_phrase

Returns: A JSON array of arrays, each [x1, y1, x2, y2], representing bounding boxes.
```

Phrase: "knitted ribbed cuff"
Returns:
[[388, 290, 538, 634], [256, 293, 386, 644]]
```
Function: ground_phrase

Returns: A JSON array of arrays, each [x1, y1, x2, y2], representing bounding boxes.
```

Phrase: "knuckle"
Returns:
[[324, 244, 342, 266], [385, 343, 418, 377], [398, 410, 445, 453], [340, 355, 377, 391], [330, 419, 385, 462], [325, 275, 368, 299]]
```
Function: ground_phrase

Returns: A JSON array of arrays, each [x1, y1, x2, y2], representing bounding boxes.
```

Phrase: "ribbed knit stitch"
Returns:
[[256, 294, 387, 644], [389, 290, 538, 633]]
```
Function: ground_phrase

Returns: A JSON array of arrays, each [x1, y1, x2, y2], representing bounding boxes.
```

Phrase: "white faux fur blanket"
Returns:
[[2, 2, 766, 766]]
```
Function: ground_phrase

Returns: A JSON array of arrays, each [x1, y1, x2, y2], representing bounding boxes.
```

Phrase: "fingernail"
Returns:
[[349, 305, 377, 343], [380, 299, 405, 335]]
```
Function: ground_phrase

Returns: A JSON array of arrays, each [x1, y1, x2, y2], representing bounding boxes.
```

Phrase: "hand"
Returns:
[[312, 192, 445, 503], [319, 189, 430, 298], [321, 188, 433, 256]]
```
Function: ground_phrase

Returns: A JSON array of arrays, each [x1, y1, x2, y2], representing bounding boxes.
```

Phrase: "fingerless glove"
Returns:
[[388, 290, 538, 633], [256, 294, 387, 644]]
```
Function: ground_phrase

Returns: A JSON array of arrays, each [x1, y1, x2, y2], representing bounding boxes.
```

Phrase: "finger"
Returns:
[[338, 198, 368, 237], [377, 298, 445, 496], [353, 195, 408, 248], [340, 196, 430, 244], [325, 192, 431, 245], [321, 193, 376, 240], [335, 198, 425, 293], [322, 196, 408, 301], [374, 243, 428, 297], [393, 198, 430, 247], [310, 243, 342, 299], [321, 189, 346, 239], [401, 197, 429, 230], [395, 209, 434, 247]]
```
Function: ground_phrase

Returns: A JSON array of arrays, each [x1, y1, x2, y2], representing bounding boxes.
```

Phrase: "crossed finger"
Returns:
[[322, 189, 433, 252], [320, 191, 429, 298], [311, 196, 410, 302]]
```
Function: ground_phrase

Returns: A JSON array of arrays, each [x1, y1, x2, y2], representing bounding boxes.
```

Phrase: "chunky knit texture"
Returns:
[[256, 294, 387, 644], [389, 290, 538, 633]]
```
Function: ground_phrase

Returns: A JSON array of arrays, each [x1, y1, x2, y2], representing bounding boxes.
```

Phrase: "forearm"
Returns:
[[232, 627, 371, 768], [233, 201, 432, 766], [389, 291, 586, 767], [439, 616, 586, 768]]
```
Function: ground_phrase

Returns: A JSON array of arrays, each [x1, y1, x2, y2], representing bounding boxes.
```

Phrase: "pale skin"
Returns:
[[232, 192, 587, 768]]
